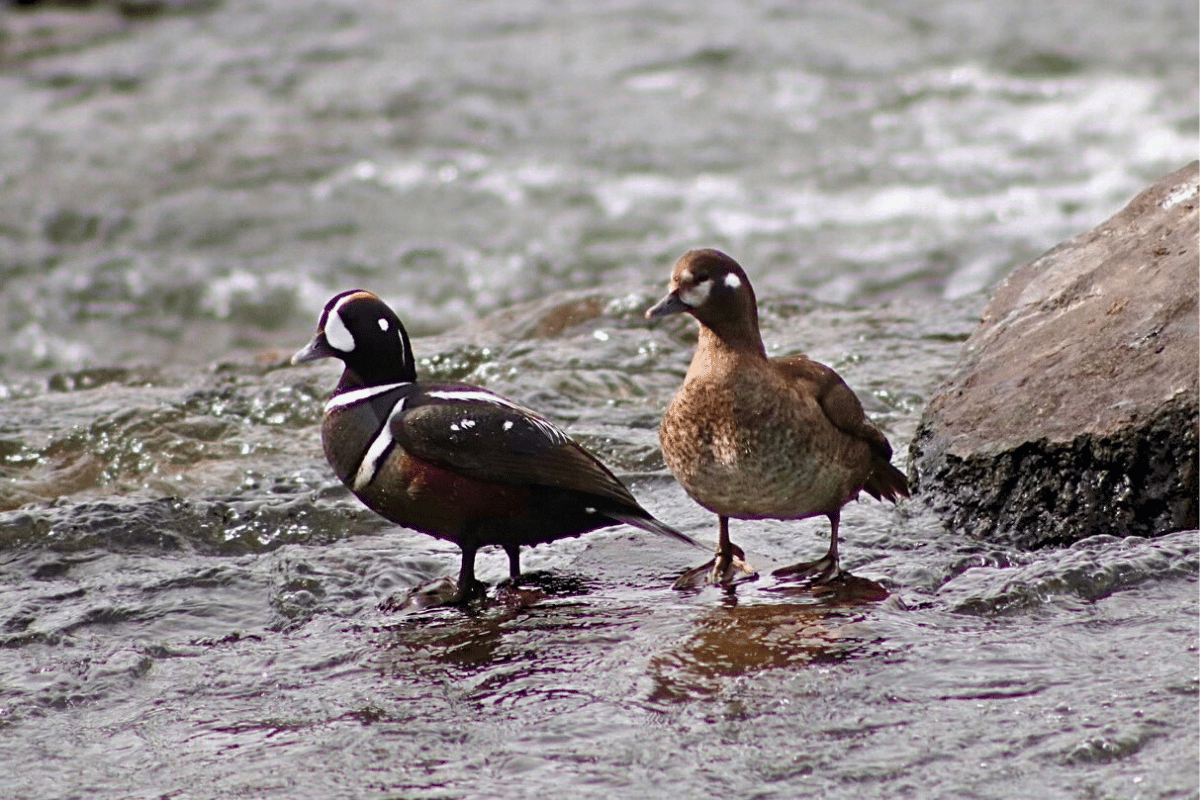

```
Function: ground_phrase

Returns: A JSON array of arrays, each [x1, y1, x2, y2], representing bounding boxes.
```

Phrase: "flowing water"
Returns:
[[0, 1, 1196, 798]]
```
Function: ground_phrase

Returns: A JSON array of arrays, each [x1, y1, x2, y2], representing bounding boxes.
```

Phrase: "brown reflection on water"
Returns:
[[372, 571, 594, 674], [648, 572, 889, 702]]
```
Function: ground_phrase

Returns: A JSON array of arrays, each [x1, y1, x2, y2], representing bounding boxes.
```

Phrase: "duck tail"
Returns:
[[607, 508, 705, 550], [864, 460, 910, 503]]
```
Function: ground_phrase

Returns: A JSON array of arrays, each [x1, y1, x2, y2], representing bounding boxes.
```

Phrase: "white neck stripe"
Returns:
[[325, 382, 412, 413]]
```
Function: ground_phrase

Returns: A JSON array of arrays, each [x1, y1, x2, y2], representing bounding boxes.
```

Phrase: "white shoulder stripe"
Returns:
[[424, 388, 523, 409], [325, 382, 412, 413], [353, 397, 407, 491]]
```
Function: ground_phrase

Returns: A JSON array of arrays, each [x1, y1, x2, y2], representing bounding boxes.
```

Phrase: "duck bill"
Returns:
[[645, 291, 690, 319], [291, 333, 336, 364]]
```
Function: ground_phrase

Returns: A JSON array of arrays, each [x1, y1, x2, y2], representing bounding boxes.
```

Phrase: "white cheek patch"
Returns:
[[324, 297, 358, 353], [724, 272, 742, 290], [324, 312, 354, 353], [678, 279, 713, 308]]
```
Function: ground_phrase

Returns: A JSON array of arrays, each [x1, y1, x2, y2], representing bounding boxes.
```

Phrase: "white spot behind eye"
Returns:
[[724, 273, 742, 289], [378, 317, 389, 331], [678, 279, 712, 308]]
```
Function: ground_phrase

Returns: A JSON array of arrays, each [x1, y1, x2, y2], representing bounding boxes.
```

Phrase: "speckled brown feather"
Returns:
[[659, 329, 881, 522], [648, 248, 909, 583]]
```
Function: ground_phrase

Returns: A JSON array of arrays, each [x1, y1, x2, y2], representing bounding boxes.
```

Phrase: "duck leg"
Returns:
[[384, 543, 486, 610], [772, 511, 843, 584], [453, 544, 489, 600], [504, 544, 522, 580], [673, 515, 757, 589]]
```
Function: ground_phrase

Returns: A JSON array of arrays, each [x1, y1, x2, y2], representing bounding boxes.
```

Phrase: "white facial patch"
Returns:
[[724, 272, 742, 289], [678, 279, 713, 308], [323, 295, 358, 353]]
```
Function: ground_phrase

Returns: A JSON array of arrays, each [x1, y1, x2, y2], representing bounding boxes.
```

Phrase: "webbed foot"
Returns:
[[379, 575, 488, 611], [673, 544, 758, 589], [771, 553, 842, 585]]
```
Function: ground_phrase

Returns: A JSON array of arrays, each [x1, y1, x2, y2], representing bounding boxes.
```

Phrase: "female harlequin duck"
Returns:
[[293, 290, 699, 604], [645, 249, 910, 588]]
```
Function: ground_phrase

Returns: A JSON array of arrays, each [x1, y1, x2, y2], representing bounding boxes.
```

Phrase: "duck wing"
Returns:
[[773, 355, 910, 501], [393, 389, 700, 545], [393, 389, 632, 503]]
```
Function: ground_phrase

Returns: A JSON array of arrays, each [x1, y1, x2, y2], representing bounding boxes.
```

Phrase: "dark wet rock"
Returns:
[[911, 162, 1200, 548]]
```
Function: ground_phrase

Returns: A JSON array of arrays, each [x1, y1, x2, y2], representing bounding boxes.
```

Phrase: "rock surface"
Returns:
[[911, 162, 1199, 549]]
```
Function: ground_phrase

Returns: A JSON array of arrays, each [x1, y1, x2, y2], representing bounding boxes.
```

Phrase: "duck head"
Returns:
[[292, 289, 417, 386], [646, 248, 765, 353]]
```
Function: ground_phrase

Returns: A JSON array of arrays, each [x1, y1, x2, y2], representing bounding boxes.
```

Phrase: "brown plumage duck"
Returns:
[[646, 249, 909, 587]]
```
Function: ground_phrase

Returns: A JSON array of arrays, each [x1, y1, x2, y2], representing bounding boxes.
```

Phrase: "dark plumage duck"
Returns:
[[645, 249, 909, 587], [293, 289, 699, 603]]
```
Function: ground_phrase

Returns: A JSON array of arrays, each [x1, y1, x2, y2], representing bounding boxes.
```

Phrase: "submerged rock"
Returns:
[[911, 162, 1199, 549]]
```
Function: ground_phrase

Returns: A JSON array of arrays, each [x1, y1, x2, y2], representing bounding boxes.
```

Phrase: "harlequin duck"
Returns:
[[293, 289, 699, 604], [645, 249, 910, 587]]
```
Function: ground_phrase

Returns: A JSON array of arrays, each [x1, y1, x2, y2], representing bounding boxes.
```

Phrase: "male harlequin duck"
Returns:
[[293, 290, 699, 604], [645, 249, 910, 588]]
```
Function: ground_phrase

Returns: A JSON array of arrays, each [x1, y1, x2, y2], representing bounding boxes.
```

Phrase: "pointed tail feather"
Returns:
[[606, 508, 705, 550], [863, 459, 910, 503]]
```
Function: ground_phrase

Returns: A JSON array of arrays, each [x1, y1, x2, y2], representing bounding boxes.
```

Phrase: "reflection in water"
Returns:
[[374, 571, 597, 674], [648, 572, 890, 703]]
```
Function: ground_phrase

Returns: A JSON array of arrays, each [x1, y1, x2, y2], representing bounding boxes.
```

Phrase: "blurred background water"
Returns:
[[0, 1, 1196, 798]]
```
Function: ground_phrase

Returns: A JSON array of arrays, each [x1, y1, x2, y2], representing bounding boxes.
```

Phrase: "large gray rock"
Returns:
[[911, 162, 1199, 549]]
